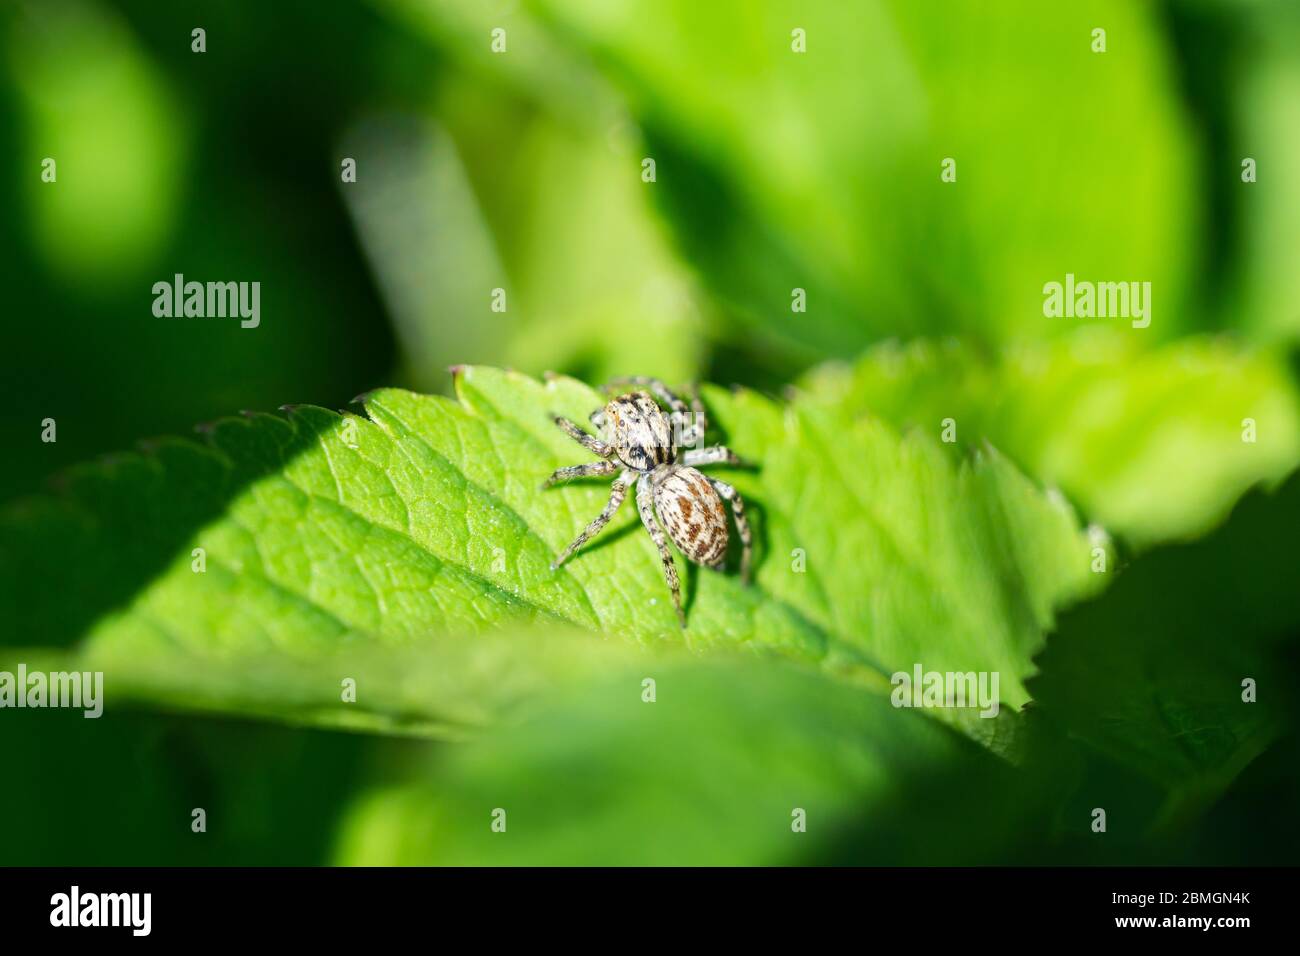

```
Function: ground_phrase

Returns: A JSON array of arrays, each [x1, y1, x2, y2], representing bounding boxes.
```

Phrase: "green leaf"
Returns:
[[699, 382, 1106, 711], [340, 96, 707, 391], [1219, 2, 1300, 345], [526, 0, 1199, 362], [805, 332, 1300, 546], [333, 656, 1036, 865], [1, 366, 1101, 732], [11, 627, 646, 740], [1027, 470, 1300, 821]]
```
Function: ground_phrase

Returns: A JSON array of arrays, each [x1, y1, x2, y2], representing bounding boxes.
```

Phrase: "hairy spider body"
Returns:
[[653, 465, 729, 568], [545, 376, 752, 628], [604, 390, 675, 470]]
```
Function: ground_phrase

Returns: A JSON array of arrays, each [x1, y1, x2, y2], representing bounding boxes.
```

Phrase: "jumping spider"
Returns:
[[544, 376, 752, 628]]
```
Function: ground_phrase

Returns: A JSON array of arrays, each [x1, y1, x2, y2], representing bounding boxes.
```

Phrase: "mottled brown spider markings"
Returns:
[[544, 376, 752, 628]]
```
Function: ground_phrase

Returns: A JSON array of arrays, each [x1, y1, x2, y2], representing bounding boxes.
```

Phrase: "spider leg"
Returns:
[[670, 409, 694, 452], [684, 445, 744, 468], [542, 459, 618, 488], [686, 381, 707, 432], [676, 413, 703, 451], [588, 409, 611, 446], [604, 376, 688, 417], [707, 476, 752, 585], [550, 474, 630, 569], [672, 383, 708, 449], [636, 474, 686, 628], [552, 415, 613, 458]]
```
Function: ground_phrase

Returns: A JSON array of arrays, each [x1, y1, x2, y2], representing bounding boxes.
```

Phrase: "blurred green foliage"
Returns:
[[2, 0, 1300, 865]]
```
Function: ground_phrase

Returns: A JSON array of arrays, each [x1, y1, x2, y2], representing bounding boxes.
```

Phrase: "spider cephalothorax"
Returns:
[[545, 376, 752, 627]]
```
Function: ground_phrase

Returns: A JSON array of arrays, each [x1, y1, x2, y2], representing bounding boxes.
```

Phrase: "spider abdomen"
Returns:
[[653, 466, 729, 568]]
